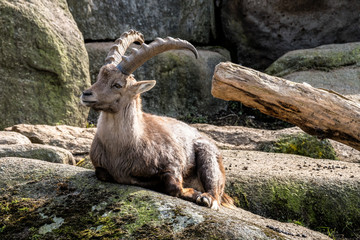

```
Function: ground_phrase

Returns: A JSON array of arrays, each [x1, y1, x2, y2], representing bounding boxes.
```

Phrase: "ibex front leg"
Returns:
[[95, 167, 116, 183]]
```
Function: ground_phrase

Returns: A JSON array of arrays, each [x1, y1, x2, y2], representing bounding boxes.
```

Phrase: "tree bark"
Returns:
[[211, 62, 360, 151]]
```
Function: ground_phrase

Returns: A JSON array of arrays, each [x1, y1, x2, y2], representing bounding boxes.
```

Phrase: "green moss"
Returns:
[[263, 133, 338, 160], [266, 43, 360, 77], [0, 175, 287, 240], [179, 113, 209, 124], [225, 184, 250, 210], [1, 159, 302, 240], [49, 186, 165, 239], [86, 122, 96, 128], [0, 196, 48, 238], [226, 180, 360, 238], [0, 0, 90, 129], [0, 182, 169, 239], [269, 183, 306, 217]]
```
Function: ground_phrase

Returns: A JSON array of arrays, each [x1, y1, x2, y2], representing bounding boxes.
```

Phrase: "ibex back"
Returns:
[[81, 30, 234, 210]]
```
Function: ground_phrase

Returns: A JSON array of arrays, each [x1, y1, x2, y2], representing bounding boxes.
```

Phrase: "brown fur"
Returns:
[[82, 63, 234, 210]]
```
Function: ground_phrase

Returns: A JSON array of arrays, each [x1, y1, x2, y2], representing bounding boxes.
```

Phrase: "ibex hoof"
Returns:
[[211, 200, 219, 211], [196, 194, 219, 210], [196, 195, 210, 207]]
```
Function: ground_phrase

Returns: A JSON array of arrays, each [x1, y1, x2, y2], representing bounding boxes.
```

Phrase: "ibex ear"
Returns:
[[131, 80, 156, 94]]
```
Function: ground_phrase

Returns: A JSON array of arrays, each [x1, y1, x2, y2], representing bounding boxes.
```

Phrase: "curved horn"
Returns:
[[117, 37, 198, 75], [105, 29, 144, 65]]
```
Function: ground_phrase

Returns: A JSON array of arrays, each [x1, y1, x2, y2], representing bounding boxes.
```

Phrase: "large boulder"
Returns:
[[220, 0, 360, 69], [194, 124, 360, 163], [5, 124, 96, 156], [85, 42, 113, 85], [0, 131, 31, 145], [67, 0, 215, 44], [86, 43, 230, 122], [6, 123, 360, 164], [266, 42, 360, 103], [138, 48, 229, 119], [0, 157, 329, 239], [223, 150, 360, 238], [0, 144, 75, 165], [0, 0, 91, 130], [3, 124, 359, 237]]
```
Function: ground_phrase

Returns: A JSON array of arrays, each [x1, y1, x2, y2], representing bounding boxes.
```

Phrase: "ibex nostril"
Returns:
[[82, 90, 92, 96]]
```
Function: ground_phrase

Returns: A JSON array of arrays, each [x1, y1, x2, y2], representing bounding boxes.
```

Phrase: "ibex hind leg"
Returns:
[[194, 139, 226, 210], [161, 172, 203, 203]]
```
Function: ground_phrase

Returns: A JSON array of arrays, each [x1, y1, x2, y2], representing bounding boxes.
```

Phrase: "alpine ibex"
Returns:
[[81, 30, 234, 210]]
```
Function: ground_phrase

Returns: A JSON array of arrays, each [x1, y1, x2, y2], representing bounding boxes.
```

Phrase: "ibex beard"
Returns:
[[81, 30, 234, 210]]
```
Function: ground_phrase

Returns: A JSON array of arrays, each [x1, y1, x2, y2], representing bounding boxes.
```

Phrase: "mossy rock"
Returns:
[[221, 1, 360, 70], [139, 49, 228, 119], [223, 150, 360, 238], [227, 180, 360, 238], [265, 42, 360, 103], [263, 133, 338, 160], [266, 42, 360, 77], [0, 0, 91, 130], [0, 157, 329, 240]]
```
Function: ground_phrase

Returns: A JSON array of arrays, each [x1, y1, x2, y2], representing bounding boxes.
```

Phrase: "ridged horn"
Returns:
[[117, 37, 198, 75], [105, 29, 144, 65]]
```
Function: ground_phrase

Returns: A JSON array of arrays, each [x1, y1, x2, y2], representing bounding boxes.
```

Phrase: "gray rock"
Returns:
[[194, 124, 360, 163], [7, 123, 359, 165], [223, 150, 360, 238], [0, 144, 75, 165], [0, 131, 31, 145], [85, 42, 113, 85], [0, 0, 91, 130], [67, 0, 215, 43], [5, 124, 96, 156], [138, 48, 229, 118], [220, 0, 360, 69], [0, 157, 329, 239], [86, 43, 230, 123], [266, 42, 360, 103]]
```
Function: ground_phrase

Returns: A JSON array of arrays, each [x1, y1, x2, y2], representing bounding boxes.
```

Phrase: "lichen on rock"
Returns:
[[223, 150, 360, 238], [0, 157, 330, 239], [265, 42, 360, 104], [0, 0, 91, 130]]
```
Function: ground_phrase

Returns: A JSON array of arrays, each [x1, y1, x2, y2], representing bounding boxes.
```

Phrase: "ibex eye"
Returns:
[[112, 83, 122, 89]]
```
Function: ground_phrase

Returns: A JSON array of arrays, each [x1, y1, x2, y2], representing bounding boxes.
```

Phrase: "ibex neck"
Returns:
[[97, 97, 144, 146]]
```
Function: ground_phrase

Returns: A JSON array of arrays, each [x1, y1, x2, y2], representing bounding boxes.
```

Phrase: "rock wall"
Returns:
[[1, 0, 359, 127], [67, 0, 216, 43], [69, 0, 360, 123], [138, 48, 229, 118], [266, 42, 360, 103], [220, 0, 360, 69], [0, 0, 91, 130]]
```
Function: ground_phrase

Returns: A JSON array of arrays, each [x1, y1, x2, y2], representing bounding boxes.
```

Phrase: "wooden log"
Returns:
[[211, 62, 360, 151]]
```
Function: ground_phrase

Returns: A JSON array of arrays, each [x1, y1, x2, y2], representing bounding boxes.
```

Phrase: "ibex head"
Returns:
[[81, 30, 198, 113]]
